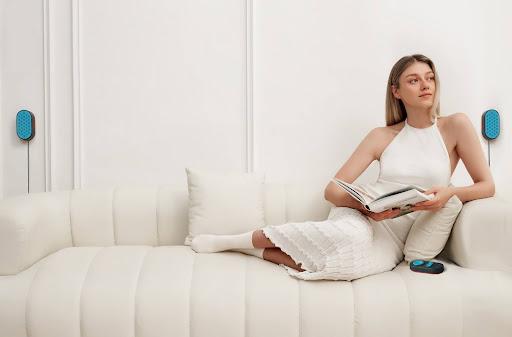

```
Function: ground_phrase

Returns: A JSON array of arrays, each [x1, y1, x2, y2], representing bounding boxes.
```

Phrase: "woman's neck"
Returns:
[[405, 108, 433, 128]]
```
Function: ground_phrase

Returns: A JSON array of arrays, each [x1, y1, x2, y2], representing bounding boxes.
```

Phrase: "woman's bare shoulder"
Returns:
[[374, 121, 405, 138], [439, 112, 469, 123], [438, 112, 471, 134], [366, 122, 405, 157]]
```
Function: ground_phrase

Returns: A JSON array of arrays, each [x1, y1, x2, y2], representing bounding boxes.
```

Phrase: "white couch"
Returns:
[[1, 183, 511, 337]]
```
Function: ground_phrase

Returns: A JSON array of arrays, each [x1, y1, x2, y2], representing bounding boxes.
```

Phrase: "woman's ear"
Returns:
[[391, 85, 400, 99]]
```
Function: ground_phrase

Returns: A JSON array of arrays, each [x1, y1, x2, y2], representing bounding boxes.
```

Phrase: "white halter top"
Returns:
[[357, 115, 454, 250], [377, 115, 452, 189]]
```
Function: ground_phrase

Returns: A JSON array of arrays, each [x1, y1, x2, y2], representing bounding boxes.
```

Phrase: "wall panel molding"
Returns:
[[69, 1, 252, 187], [43, 0, 53, 191], [244, 0, 254, 173], [71, 0, 82, 189]]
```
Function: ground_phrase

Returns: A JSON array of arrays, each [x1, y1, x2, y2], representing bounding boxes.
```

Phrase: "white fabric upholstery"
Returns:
[[184, 167, 266, 245], [440, 196, 512, 272], [1, 184, 511, 337], [403, 193, 463, 263], [0, 191, 73, 275]]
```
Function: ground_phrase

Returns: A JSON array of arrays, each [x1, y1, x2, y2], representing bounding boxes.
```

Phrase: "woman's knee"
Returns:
[[253, 229, 276, 248], [263, 248, 305, 272]]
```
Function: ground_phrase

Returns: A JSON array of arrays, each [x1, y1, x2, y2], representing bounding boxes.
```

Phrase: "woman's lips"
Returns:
[[419, 94, 432, 98]]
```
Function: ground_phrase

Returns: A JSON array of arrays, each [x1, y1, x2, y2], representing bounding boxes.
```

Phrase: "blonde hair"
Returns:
[[385, 54, 441, 126]]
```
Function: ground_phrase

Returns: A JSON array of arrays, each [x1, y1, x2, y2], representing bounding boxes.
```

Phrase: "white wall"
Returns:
[[78, 0, 248, 189], [1, 0, 46, 198], [254, 0, 512, 192], [1, 0, 511, 198]]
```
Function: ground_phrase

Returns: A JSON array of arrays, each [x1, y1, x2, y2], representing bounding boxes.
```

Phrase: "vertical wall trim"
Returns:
[[244, 0, 254, 173], [69, 2, 252, 183], [43, 0, 52, 191], [0, 4, 3, 198], [72, 0, 82, 188]]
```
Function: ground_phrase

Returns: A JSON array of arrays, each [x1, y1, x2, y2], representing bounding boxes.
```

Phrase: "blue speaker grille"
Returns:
[[16, 110, 34, 141], [483, 109, 500, 140]]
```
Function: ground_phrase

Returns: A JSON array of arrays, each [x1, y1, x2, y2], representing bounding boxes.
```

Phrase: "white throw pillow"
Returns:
[[184, 167, 266, 245], [403, 194, 463, 262]]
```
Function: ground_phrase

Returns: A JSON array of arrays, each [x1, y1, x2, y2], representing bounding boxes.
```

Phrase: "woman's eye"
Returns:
[[409, 79, 418, 84]]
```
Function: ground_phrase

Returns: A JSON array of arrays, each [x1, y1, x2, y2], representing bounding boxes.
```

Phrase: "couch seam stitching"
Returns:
[[112, 187, 117, 245], [396, 269, 412, 337], [298, 280, 302, 337], [284, 184, 288, 223], [79, 247, 105, 337], [156, 187, 160, 246], [133, 247, 152, 337], [244, 256, 248, 337], [189, 252, 196, 337], [24, 261, 46, 337], [455, 265, 464, 337], [352, 282, 356, 337]]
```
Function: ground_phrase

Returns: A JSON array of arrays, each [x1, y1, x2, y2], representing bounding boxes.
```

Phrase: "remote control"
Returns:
[[409, 259, 444, 274]]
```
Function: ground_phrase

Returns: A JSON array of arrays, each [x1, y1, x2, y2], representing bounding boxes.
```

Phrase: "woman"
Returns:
[[190, 54, 495, 281]]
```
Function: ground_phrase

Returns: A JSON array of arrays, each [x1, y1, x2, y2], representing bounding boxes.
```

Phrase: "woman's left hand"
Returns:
[[410, 185, 455, 212]]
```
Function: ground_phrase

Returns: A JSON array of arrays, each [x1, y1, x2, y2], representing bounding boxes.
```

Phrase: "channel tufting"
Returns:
[[352, 282, 356, 337], [156, 187, 161, 246], [1, 186, 512, 337], [15, 245, 498, 337], [189, 252, 196, 337], [25, 263, 44, 337], [396, 268, 412, 337], [284, 184, 289, 223], [298, 280, 302, 337], [112, 187, 117, 245], [80, 248, 105, 337], [456, 272, 464, 337], [244, 257, 247, 337], [133, 247, 152, 337], [14, 246, 510, 337]]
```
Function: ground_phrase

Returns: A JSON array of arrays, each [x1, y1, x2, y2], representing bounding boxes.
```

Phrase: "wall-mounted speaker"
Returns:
[[16, 110, 35, 141], [16, 109, 35, 194], [481, 109, 500, 140], [481, 109, 500, 167]]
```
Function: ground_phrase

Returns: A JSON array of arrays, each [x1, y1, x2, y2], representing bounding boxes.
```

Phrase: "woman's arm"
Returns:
[[324, 128, 380, 210], [450, 113, 495, 203]]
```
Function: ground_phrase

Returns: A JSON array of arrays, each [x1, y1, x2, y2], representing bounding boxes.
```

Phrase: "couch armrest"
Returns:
[[441, 196, 511, 272], [0, 191, 73, 275]]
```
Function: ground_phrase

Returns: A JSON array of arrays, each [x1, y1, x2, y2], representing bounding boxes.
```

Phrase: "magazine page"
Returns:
[[368, 189, 432, 213], [372, 185, 425, 201], [330, 178, 374, 205]]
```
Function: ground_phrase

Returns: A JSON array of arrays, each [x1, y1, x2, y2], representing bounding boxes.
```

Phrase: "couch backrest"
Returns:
[[23, 183, 333, 247]]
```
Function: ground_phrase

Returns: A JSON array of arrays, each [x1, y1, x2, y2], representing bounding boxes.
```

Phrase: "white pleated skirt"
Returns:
[[261, 207, 406, 281]]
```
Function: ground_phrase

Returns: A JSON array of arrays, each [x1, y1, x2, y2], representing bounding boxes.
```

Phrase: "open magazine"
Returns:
[[330, 178, 434, 214]]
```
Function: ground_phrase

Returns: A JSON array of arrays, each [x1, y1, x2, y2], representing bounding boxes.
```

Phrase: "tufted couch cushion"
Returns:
[[2, 245, 512, 337], [1, 184, 511, 337], [0, 183, 331, 275]]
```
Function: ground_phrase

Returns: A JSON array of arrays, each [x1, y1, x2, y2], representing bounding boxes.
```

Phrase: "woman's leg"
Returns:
[[191, 229, 306, 271], [263, 248, 306, 272], [191, 229, 275, 253], [251, 229, 276, 248]]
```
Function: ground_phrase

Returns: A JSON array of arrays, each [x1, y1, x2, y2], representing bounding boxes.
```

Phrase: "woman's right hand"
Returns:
[[360, 207, 401, 221]]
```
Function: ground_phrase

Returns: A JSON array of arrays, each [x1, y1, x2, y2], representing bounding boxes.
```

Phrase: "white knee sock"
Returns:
[[232, 248, 265, 259], [191, 231, 255, 253]]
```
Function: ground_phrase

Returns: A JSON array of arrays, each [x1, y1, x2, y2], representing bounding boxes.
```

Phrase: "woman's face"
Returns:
[[392, 61, 436, 110]]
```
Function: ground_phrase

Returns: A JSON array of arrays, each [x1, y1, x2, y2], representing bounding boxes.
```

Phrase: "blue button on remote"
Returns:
[[412, 260, 424, 266], [426, 261, 433, 267]]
